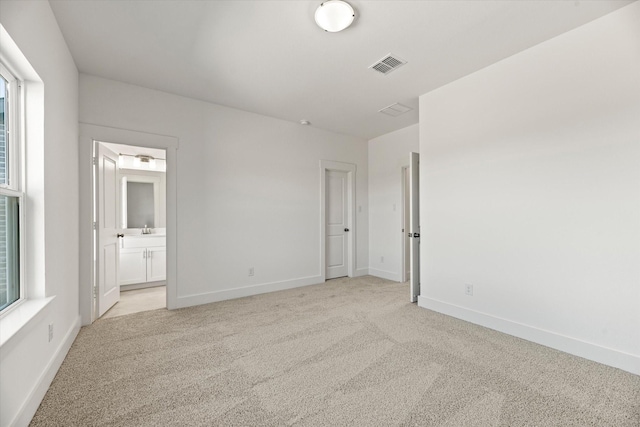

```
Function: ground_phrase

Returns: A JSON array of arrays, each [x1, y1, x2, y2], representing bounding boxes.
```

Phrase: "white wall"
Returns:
[[418, 2, 640, 374], [79, 74, 369, 309], [0, 1, 80, 426], [368, 124, 419, 281]]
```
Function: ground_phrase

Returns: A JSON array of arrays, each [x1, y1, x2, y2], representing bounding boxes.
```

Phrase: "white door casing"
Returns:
[[326, 170, 349, 279], [409, 152, 420, 302], [97, 143, 121, 316], [80, 124, 178, 325]]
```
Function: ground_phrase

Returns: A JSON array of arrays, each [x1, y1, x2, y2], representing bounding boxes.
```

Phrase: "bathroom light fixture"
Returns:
[[135, 154, 154, 163], [119, 154, 166, 172], [315, 0, 355, 33], [135, 154, 156, 169]]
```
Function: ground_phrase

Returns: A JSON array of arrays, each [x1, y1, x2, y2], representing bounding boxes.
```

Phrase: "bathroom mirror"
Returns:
[[127, 182, 154, 228], [121, 174, 163, 229]]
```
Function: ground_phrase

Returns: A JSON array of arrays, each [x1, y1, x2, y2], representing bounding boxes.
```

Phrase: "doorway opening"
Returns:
[[93, 141, 168, 320]]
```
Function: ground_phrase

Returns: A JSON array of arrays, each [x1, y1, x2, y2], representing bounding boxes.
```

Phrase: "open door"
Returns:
[[96, 142, 120, 316], [409, 152, 420, 302]]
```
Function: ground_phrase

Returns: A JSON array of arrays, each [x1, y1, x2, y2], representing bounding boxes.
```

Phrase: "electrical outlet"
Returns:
[[48, 323, 54, 342], [465, 284, 473, 296], [248, 267, 254, 276], [380, 256, 384, 263]]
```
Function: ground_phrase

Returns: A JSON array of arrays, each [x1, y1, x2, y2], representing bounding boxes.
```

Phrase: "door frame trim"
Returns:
[[320, 160, 356, 282], [79, 123, 178, 325]]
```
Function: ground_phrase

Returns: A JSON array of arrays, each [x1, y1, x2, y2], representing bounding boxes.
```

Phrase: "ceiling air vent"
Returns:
[[379, 102, 413, 117], [369, 54, 407, 75]]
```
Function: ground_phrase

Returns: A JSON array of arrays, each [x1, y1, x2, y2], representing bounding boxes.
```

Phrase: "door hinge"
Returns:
[[93, 286, 97, 298], [92, 157, 97, 166], [92, 222, 97, 230]]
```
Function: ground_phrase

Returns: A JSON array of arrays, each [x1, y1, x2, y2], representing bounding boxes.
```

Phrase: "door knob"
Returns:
[[344, 228, 350, 232], [116, 233, 124, 238]]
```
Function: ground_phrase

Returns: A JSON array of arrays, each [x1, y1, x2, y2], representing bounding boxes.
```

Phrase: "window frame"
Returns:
[[0, 60, 25, 316]]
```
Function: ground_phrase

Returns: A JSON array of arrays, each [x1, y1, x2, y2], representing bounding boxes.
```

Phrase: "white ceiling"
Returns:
[[50, 0, 633, 140]]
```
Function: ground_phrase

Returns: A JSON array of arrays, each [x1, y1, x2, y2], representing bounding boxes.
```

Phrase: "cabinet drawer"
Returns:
[[122, 235, 166, 248]]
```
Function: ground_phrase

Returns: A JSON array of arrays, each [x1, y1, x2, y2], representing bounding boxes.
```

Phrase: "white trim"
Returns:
[[79, 123, 178, 325], [8, 314, 80, 427], [176, 275, 323, 309], [368, 268, 402, 282], [418, 296, 640, 375], [319, 160, 356, 282], [0, 296, 52, 347]]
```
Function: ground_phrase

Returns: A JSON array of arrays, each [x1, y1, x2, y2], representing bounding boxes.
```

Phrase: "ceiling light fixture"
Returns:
[[300, 120, 311, 126], [315, 0, 355, 33], [119, 153, 166, 172], [135, 154, 154, 163]]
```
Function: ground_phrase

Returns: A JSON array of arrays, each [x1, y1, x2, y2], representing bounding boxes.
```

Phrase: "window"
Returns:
[[0, 62, 22, 313]]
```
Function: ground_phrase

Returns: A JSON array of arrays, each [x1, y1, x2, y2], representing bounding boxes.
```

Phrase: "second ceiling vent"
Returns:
[[369, 54, 407, 75], [379, 102, 413, 117]]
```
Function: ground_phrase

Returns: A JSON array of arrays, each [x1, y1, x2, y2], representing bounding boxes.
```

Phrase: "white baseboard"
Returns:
[[12, 315, 81, 427], [369, 268, 402, 282], [418, 296, 640, 376], [353, 268, 369, 277], [176, 275, 323, 309]]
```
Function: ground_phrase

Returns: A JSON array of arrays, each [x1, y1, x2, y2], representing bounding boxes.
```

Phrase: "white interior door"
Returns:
[[403, 167, 411, 282], [409, 152, 420, 302], [97, 143, 120, 316], [326, 170, 349, 279]]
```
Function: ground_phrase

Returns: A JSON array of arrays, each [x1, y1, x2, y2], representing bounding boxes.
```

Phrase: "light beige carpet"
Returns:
[[31, 276, 639, 426]]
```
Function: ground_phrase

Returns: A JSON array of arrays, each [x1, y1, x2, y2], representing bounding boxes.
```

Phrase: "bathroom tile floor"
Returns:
[[101, 285, 166, 319]]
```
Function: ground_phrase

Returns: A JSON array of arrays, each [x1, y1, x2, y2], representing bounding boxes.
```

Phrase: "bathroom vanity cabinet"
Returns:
[[119, 235, 166, 286]]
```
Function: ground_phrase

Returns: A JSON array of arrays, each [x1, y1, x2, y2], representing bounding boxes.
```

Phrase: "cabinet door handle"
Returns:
[[143, 249, 146, 259], [148, 250, 151, 259]]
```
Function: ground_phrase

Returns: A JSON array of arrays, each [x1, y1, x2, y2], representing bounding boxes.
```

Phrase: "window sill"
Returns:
[[0, 296, 54, 348]]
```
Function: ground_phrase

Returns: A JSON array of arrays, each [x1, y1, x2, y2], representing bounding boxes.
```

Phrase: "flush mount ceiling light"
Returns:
[[315, 0, 355, 33]]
